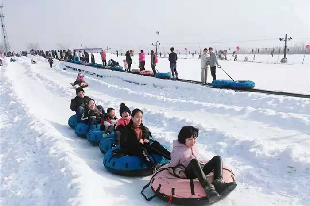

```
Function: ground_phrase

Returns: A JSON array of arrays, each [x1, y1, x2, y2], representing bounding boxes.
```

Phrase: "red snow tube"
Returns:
[[141, 164, 236, 205], [140, 70, 154, 76]]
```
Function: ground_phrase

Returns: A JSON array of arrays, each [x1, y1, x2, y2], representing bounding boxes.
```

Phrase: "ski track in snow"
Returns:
[[1, 56, 310, 206]]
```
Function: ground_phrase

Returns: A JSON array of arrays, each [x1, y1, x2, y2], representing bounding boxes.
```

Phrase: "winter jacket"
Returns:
[[201, 53, 210, 68], [115, 117, 131, 145], [81, 107, 102, 122], [209, 52, 219, 67], [151, 53, 156, 66], [91, 55, 95, 64], [169, 52, 178, 63], [169, 140, 200, 168], [76, 75, 84, 82], [120, 121, 151, 150], [101, 51, 106, 60], [70, 96, 91, 111], [100, 114, 118, 133], [139, 53, 145, 62], [125, 53, 132, 64]]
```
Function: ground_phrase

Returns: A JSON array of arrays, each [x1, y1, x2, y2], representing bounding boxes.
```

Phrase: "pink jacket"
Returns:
[[139, 53, 145, 61], [76, 75, 84, 81], [169, 140, 200, 168], [116, 117, 131, 128], [101, 51, 106, 60]]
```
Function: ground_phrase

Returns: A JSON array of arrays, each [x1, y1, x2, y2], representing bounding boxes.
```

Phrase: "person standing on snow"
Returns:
[[139, 50, 145, 71], [209, 47, 220, 81], [91, 53, 95, 64], [48, 57, 53, 68], [169, 47, 178, 79], [100, 50, 107, 66], [151, 50, 157, 75], [125, 51, 132, 72], [201, 48, 210, 84]]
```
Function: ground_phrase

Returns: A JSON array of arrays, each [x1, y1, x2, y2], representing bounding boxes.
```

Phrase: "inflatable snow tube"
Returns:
[[10, 58, 16, 62], [111, 66, 124, 72], [75, 123, 101, 138], [131, 69, 141, 74], [87, 130, 114, 146], [103, 145, 169, 176], [140, 70, 154, 76], [68, 115, 78, 129], [142, 164, 236, 205], [99, 133, 116, 154], [87, 63, 95, 67], [94, 63, 103, 68], [155, 72, 171, 79], [212, 80, 234, 88], [230, 80, 255, 90]]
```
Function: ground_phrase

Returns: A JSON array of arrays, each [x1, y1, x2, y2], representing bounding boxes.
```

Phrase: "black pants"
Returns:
[[170, 62, 178, 78], [128, 63, 132, 72], [140, 61, 145, 71], [102, 59, 106, 66], [185, 156, 223, 186], [49, 62, 53, 68], [210, 66, 216, 80], [151, 65, 156, 75], [128, 141, 171, 167]]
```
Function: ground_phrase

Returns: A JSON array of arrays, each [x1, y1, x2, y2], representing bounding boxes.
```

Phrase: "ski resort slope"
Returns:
[[1, 56, 310, 206]]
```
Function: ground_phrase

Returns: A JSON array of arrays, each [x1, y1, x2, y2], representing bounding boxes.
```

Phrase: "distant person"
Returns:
[[234, 54, 237, 61], [125, 51, 132, 72], [150, 50, 157, 75], [169, 47, 178, 79], [139, 50, 145, 71], [91, 53, 95, 64], [209, 47, 220, 81], [84, 50, 89, 63], [116, 50, 119, 57], [48, 57, 53, 68], [100, 50, 107, 66], [201, 48, 210, 84], [159, 52, 162, 57]]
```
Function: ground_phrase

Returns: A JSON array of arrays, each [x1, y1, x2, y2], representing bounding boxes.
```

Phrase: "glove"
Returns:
[[218, 65, 221, 68]]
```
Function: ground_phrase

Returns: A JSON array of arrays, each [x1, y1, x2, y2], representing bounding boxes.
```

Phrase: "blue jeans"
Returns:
[[76, 106, 84, 123], [88, 117, 100, 131]]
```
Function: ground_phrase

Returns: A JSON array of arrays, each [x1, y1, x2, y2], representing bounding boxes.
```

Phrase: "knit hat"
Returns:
[[76, 87, 84, 95], [119, 103, 131, 116]]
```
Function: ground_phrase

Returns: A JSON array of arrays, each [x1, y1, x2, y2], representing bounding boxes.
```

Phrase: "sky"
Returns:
[[1, 0, 310, 52]]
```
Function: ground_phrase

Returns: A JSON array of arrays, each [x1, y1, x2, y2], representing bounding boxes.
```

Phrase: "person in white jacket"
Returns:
[[201, 48, 210, 84]]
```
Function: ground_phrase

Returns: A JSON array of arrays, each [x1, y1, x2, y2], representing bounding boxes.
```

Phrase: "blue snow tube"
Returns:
[[99, 133, 116, 154], [93, 63, 103, 68], [155, 72, 171, 79], [212, 80, 234, 88], [10, 58, 16, 62], [87, 63, 95, 67], [75, 123, 101, 138], [230, 80, 255, 90], [87, 130, 114, 146], [111, 66, 124, 72], [103, 145, 169, 176], [68, 115, 78, 129]]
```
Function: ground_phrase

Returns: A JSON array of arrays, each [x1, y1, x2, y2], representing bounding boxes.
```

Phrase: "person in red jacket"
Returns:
[[100, 108, 118, 133], [100, 50, 107, 66]]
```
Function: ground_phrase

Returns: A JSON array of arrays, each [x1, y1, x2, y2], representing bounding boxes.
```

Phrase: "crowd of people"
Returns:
[[69, 86, 236, 199]]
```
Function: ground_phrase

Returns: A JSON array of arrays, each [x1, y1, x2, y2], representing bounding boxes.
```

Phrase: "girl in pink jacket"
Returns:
[[139, 50, 145, 71], [169, 126, 237, 201]]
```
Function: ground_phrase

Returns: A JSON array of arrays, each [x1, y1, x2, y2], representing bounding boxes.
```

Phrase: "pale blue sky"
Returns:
[[1, 0, 310, 52]]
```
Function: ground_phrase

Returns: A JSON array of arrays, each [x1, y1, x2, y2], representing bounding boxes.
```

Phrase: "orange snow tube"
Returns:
[[141, 164, 236, 205]]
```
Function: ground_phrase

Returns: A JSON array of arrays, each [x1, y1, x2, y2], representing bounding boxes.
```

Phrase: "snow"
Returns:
[[1, 55, 310, 206], [101, 53, 310, 95]]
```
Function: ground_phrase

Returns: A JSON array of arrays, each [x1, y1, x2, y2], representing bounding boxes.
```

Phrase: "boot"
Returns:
[[213, 179, 237, 196], [202, 180, 220, 202]]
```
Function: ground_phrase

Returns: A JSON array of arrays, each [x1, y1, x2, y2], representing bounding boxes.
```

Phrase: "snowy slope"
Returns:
[[104, 53, 310, 95], [1, 56, 310, 206]]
